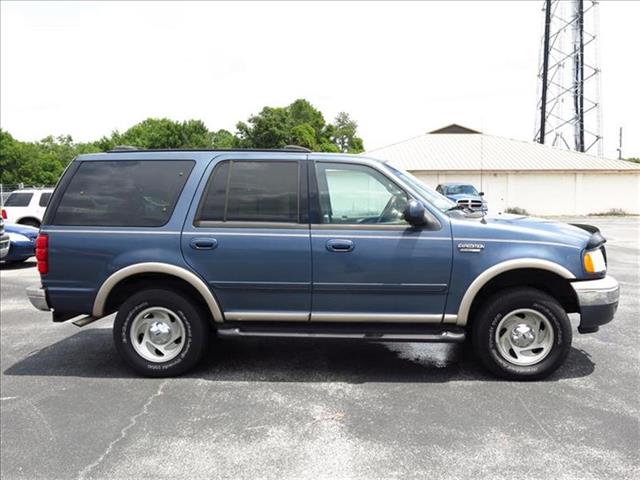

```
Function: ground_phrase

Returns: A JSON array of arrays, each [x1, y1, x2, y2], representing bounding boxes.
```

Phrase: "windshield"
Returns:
[[444, 184, 478, 195], [383, 163, 455, 213]]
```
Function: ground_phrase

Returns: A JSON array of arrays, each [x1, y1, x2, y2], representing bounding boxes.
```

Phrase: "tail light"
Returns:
[[1, 209, 6, 219], [35, 233, 49, 275]]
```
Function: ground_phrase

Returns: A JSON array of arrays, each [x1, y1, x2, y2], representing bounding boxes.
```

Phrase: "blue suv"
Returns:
[[27, 148, 619, 379]]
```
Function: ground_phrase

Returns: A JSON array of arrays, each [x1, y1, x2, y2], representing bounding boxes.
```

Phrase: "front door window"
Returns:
[[316, 163, 408, 226]]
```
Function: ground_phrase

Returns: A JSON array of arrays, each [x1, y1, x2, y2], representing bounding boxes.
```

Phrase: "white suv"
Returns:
[[1, 189, 53, 228]]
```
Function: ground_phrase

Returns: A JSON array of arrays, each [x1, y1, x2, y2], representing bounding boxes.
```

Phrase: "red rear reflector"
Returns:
[[35, 233, 49, 274], [1, 209, 6, 219]]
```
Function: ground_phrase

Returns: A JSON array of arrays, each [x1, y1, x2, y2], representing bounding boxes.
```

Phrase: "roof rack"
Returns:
[[105, 145, 313, 153], [109, 145, 140, 152], [283, 145, 311, 152]]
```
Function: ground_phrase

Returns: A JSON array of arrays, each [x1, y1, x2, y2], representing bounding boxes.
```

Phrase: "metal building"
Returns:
[[365, 125, 640, 216]]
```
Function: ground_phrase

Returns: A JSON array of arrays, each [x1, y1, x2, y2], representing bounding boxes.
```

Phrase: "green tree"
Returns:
[[0, 101, 365, 186], [330, 112, 364, 153], [117, 118, 212, 149], [210, 129, 235, 149], [234, 99, 364, 152], [236, 106, 292, 148]]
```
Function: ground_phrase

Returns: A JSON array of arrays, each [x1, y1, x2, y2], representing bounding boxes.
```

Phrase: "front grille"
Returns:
[[457, 199, 483, 209]]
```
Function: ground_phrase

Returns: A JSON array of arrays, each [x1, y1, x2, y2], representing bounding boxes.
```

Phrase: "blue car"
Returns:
[[25, 147, 618, 379], [436, 183, 488, 211], [3, 223, 38, 263]]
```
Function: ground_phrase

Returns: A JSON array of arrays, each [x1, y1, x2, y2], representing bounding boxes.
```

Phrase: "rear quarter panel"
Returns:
[[41, 152, 213, 315]]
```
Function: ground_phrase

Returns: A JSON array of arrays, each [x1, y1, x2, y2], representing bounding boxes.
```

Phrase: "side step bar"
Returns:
[[72, 315, 100, 327], [217, 323, 466, 343]]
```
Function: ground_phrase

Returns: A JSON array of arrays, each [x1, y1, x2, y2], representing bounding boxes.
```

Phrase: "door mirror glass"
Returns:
[[403, 199, 428, 226]]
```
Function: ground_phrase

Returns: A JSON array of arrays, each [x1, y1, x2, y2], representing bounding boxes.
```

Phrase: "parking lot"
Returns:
[[1, 217, 638, 480]]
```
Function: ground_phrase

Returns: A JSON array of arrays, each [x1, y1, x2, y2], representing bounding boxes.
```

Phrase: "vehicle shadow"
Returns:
[[0, 260, 36, 270], [3, 328, 596, 383]]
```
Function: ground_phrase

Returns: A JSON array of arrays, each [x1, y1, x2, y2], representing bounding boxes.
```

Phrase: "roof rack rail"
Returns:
[[283, 145, 312, 152], [109, 145, 141, 152]]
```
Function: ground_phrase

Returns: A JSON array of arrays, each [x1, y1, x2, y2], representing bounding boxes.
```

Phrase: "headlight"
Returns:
[[583, 248, 606, 273]]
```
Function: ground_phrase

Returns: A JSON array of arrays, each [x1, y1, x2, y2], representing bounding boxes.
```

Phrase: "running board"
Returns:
[[72, 315, 100, 327], [217, 323, 466, 343]]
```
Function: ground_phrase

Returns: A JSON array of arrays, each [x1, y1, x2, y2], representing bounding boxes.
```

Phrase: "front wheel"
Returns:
[[113, 289, 210, 377], [472, 287, 572, 380]]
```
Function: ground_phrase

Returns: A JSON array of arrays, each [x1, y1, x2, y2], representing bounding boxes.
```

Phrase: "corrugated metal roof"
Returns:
[[365, 133, 640, 172]]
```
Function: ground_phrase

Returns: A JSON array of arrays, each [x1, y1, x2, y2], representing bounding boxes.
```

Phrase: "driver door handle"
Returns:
[[326, 239, 354, 253], [189, 238, 218, 250]]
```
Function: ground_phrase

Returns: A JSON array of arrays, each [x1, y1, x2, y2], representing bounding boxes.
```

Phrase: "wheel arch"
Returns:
[[93, 262, 224, 323], [457, 259, 577, 326], [17, 216, 41, 227]]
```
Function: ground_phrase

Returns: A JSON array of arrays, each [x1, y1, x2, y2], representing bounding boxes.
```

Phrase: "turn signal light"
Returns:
[[1, 209, 6, 219], [583, 248, 606, 274]]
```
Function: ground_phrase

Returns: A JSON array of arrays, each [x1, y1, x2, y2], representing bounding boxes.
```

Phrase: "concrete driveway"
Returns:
[[1, 217, 638, 479]]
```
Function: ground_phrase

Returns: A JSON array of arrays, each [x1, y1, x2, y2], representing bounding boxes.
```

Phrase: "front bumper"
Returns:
[[571, 275, 619, 333], [27, 285, 50, 311]]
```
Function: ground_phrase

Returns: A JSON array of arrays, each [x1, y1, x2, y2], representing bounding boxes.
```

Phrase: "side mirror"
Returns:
[[479, 191, 485, 197], [403, 199, 428, 226]]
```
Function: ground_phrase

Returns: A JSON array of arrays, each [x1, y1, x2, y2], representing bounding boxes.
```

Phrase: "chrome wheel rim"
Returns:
[[495, 308, 554, 366], [130, 307, 186, 363]]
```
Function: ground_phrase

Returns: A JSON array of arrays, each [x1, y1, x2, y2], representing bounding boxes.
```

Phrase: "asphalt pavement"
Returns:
[[1, 217, 638, 479]]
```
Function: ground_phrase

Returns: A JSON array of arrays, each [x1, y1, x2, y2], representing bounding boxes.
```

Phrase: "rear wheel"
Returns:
[[472, 287, 572, 380], [113, 289, 210, 377]]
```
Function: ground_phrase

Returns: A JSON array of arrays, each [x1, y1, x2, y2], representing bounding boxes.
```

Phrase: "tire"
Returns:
[[113, 289, 210, 377], [19, 219, 40, 229], [472, 287, 572, 381]]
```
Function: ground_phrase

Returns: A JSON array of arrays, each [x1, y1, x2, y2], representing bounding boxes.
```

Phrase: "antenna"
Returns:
[[479, 130, 487, 224], [617, 127, 623, 159]]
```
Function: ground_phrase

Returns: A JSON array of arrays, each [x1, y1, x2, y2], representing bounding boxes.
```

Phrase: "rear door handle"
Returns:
[[326, 239, 354, 253], [189, 238, 218, 250]]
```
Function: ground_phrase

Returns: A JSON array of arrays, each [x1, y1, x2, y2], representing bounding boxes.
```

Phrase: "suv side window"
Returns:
[[39, 192, 52, 207], [198, 160, 299, 224], [53, 160, 194, 227], [316, 162, 408, 225], [4, 192, 33, 207]]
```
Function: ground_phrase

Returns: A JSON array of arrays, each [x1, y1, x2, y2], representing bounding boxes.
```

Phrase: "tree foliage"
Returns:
[[235, 99, 364, 153], [0, 99, 365, 185]]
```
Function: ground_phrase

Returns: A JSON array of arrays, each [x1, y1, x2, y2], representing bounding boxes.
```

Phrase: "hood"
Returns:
[[4, 223, 39, 240], [447, 193, 483, 201], [451, 213, 595, 248]]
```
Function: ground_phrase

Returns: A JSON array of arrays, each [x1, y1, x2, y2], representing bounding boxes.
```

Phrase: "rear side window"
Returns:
[[4, 192, 33, 207], [198, 160, 299, 223], [53, 160, 194, 227], [39, 192, 52, 207]]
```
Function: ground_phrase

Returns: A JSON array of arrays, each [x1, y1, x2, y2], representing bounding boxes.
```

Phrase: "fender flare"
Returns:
[[92, 262, 224, 322], [456, 258, 576, 326]]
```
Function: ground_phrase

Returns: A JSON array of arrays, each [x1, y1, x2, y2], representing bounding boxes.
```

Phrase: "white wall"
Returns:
[[411, 171, 640, 215]]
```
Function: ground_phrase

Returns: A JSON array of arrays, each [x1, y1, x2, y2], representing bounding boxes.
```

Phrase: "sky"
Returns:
[[1, 1, 638, 158]]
